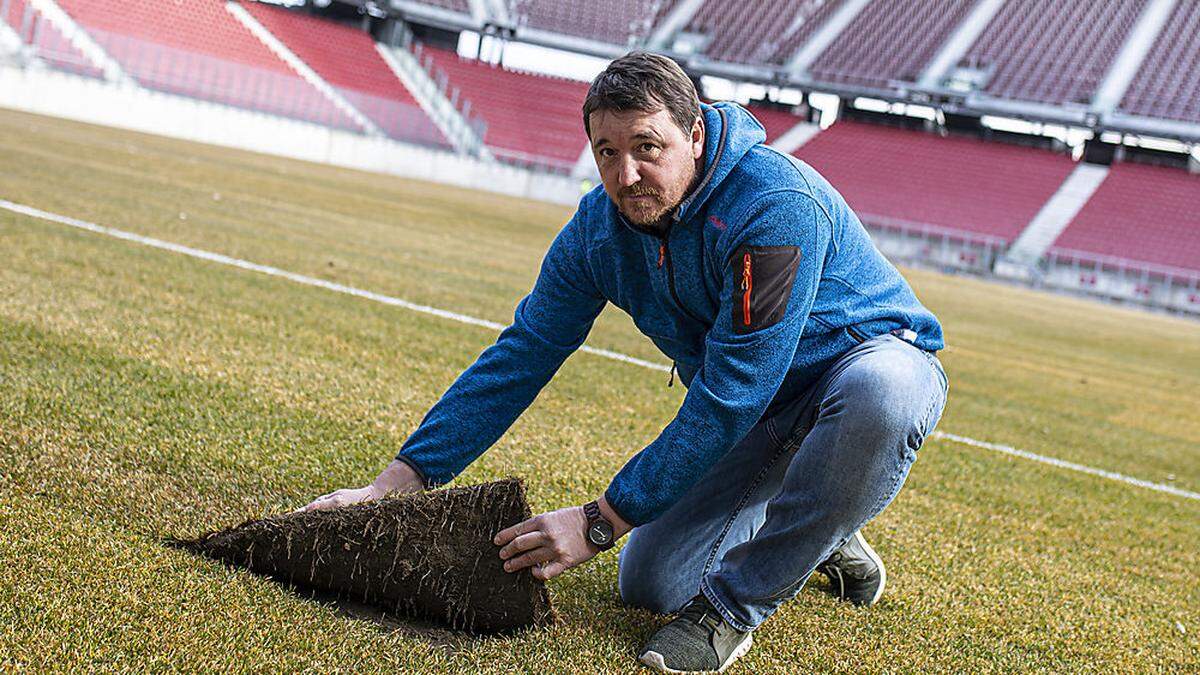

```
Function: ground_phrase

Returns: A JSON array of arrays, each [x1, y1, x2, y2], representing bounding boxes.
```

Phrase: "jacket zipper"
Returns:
[[741, 251, 752, 326], [660, 236, 705, 324]]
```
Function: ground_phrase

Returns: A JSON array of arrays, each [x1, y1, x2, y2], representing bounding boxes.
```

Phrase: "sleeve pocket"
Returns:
[[730, 245, 802, 334]]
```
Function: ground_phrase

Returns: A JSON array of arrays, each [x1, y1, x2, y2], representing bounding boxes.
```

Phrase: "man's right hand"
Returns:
[[295, 459, 424, 513]]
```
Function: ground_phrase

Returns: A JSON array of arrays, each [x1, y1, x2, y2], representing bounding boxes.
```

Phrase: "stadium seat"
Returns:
[[683, 0, 845, 65], [960, 0, 1148, 105], [508, 0, 670, 47], [793, 120, 1075, 244], [2, 0, 101, 78], [242, 2, 449, 147], [1051, 163, 1200, 274], [51, 0, 360, 130], [1119, 1, 1200, 124], [417, 45, 589, 172], [744, 103, 806, 144], [806, 0, 973, 89]]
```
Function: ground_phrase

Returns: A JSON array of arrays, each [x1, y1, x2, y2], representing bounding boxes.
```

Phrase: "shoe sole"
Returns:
[[638, 633, 753, 673], [852, 530, 887, 607]]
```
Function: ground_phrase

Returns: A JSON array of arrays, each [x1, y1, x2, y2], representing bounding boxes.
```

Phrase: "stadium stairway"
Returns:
[[916, 0, 1006, 89], [1118, 0, 1200, 124], [231, 2, 384, 138], [787, 0, 869, 75], [997, 163, 1111, 277], [1050, 162, 1200, 275], [240, 1, 454, 148], [804, 0, 974, 91], [961, 0, 1149, 106], [417, 44, 590, 173], [13, 0, 125, 82], [50, 0, 359, 130], [376, 38, 491, 159], [1089, 0, 1178, 114]]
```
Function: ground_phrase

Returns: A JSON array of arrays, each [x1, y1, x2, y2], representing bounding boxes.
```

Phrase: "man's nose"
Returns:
[[618, 156, 641, 187]]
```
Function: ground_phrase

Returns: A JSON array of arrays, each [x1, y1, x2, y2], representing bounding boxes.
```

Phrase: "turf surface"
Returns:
[[1, 108, 1197, 672]]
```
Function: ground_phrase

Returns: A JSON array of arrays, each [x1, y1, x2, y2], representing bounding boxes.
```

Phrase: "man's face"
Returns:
[[589, 107, 704, 229]]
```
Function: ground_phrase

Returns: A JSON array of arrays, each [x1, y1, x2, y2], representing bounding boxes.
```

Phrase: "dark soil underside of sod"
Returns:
[[166, 478, 555, 634]]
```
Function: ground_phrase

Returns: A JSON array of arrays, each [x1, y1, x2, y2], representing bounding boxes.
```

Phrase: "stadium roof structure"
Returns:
[[382, 0, 1200, 144]]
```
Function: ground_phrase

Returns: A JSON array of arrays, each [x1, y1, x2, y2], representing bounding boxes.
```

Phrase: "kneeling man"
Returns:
[[302, 52, 948, 673]]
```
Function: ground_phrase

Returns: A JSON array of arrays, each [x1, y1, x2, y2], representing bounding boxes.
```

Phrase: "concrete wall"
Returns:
[[0, 65, 586, 206]]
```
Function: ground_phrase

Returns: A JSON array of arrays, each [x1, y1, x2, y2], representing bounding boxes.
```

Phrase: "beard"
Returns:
[[619, 166, 699, 231], [621, 188, 672, 229]]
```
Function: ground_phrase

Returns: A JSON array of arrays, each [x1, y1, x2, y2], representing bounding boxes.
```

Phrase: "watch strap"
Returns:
[[583, 500, 614, 551]]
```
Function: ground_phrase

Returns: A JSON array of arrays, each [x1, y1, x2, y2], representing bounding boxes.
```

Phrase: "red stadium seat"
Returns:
[[417, 45, 590, 171], [793, 120, 1075, 243], [509, 0, 671, 47], [1051, 163, 1200, 274], [684, 0, 845, 65], [2, 0, 101, 78], [743, 104, 806, 144], [242, 2, 448, 147], [52, 0, 360, 130], [961, 0, 1148, 105], [807, 0, 973, 89], [1119, 1, 1200, 124]]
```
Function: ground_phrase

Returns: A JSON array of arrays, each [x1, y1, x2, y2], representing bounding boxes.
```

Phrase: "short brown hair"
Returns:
[[582, 52, 701, 139]]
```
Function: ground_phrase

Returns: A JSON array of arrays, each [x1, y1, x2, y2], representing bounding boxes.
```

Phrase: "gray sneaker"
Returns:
[[815, 530, 887, 606], [638, 594, 753, 673]]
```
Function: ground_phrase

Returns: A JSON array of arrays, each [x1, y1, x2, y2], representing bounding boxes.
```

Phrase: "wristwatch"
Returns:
[[583, 500, 615, 551]]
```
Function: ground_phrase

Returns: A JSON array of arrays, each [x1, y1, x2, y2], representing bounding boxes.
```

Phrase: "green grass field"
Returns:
[[1, 108, 1197, 672]]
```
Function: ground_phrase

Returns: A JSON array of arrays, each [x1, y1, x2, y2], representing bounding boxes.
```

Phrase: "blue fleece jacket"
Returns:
[[396, 102, 943, 526]]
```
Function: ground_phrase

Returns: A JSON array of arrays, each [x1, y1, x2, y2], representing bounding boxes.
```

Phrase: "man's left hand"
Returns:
[[495, 506, 596, 582]]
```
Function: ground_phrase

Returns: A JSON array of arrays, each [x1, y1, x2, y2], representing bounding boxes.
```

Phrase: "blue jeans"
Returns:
[[617, 333, 949, 631]]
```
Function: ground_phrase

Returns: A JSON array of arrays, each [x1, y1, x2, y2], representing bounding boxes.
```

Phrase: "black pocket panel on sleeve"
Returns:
[[730, 245, 802, 335]]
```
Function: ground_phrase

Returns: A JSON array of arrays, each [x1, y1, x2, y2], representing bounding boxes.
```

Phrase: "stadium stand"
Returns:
[[683, 0, 844, 65], [793, 120, 1075, 244], [744, 103, 806, 144], [242, 2, 448, 147], [1, 0, 100, 77], [50, 0, 359, 129], [417, 44, 589, 171], [1118, 1, 1200, 124], [960, 0, 1148, 105], [1050, 163, 1200, 275], [7, 0, 1196, 311], [805, 0, 972, 89], [508, 0, 671, 47]]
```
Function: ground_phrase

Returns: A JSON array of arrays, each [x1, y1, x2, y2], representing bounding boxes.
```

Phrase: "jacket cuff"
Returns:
[[394, 453, 433, 489], [603, 485, 643, 528]]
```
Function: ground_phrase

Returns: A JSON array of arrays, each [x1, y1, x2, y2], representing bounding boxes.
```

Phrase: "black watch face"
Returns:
[[588, 522, 614, 546]]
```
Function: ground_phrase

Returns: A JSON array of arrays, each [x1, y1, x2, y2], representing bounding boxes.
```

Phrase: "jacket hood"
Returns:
[[672, 101, 766, 226]]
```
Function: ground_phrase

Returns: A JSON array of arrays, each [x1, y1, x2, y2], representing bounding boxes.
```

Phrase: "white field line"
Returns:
[[3, 198, 1197, 503], [932, 432, 1199, 501]]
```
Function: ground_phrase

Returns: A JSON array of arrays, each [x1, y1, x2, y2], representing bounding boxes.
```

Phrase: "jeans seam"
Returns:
[[765, 418, 783, 448], [700, 436, 795, 577], [701, 578, 756, 633]]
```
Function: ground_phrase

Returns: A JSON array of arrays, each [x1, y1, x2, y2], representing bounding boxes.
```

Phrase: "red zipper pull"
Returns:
[[742, 252, 752, 326], [657, 243, 665, 269]]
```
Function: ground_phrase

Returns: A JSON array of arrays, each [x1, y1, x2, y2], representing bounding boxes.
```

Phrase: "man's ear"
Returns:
[[691, 116, 704, 159]]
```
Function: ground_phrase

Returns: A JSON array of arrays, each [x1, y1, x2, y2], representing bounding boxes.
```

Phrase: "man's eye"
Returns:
[[599, 148, 614, 158], [640, 143, 657, 153]]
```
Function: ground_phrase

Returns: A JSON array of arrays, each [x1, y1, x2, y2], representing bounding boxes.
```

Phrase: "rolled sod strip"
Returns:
[[166, 478, 556, 633]]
